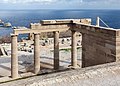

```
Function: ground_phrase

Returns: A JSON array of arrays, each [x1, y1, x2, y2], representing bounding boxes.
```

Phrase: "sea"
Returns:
[[0, 9, 120, 39]]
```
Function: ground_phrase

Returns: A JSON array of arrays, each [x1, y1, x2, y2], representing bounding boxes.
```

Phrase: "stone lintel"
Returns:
[[40, 19, 75, 25], [14, 27, 69, 35], [40, 19, 91, 25]]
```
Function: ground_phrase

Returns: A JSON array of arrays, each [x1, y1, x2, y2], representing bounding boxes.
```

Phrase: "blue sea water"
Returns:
[[0, 9, 120, 37]]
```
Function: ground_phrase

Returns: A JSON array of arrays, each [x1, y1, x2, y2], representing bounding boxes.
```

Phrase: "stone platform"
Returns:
[[1, 62, 120, 86]]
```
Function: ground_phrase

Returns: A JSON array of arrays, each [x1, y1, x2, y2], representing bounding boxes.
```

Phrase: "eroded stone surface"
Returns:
[[1, 62, 120, 86]]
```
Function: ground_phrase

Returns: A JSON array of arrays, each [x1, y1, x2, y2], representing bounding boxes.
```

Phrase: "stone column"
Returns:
[[11, 34, 18, 79], [34, 33, 40, 74], [71, 30, 78, 68], [54, 31, 59, 70]]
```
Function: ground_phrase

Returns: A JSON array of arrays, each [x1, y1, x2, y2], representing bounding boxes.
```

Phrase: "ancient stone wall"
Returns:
[[116, 30, 120, 61], [74, 24, 120, 67]]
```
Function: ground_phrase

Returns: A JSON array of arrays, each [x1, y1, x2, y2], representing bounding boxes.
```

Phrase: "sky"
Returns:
[[0, 0, 119, 10]]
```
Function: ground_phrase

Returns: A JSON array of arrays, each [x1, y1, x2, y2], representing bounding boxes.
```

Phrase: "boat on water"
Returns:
[[0, 19, 12, 27], [4, 22, 12, 27]]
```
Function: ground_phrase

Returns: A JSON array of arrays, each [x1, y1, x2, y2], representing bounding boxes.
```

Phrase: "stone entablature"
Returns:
[[40, 19, 91, 25], [29, 19, 91, 40]]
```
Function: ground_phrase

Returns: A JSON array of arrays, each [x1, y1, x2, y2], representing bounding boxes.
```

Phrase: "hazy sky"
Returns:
[[0, 0, 119, 9]]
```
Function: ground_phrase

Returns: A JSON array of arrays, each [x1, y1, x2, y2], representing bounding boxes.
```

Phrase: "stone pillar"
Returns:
[[11, 34, 18, 79], [54, 31, 59, 70], [71, 30, 78, 68], [34, 33, 40, 74]]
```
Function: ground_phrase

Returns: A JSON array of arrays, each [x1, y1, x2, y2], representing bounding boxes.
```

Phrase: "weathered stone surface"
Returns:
[[54, 31, 59, 70], [78, 25, 118, 67], [34, 34, 40, 74], [11, 34, 18, 79], [1, 62, 120, 86], [40, 19, 91, 25], [11, 19, 120, 80], [71, 31, 78, 68]]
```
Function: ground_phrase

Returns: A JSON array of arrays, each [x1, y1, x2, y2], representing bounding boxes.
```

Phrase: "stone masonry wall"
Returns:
[[74, 24, 119, 67], [116, 31, 120, 61]]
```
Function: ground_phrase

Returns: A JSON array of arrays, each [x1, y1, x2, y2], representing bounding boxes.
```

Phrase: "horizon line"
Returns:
[[0, 8, 120, 11]]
